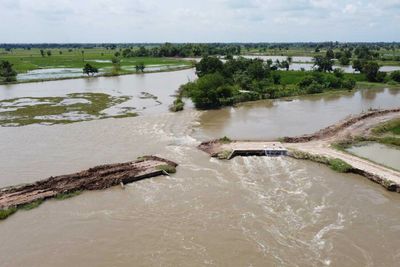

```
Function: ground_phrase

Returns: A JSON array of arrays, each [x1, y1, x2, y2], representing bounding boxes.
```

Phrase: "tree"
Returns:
[[135, 62, 145, 72], [111, 57, 121, 74], [40, 49, 45, 57], [313, 56, 333, 72], [82, 63, 98, 76], [189, 73, 233, 109], [339, 55, 350, 65], [362, 61, 380, 82], [195, 56, 223, 77], [0, 60, 17, 82], [47, 50, 52, 56], [390, 71, 400, 82], [326, 48, 334, 59], [352, 59, 364, 72], [280, 60, 290, 71]]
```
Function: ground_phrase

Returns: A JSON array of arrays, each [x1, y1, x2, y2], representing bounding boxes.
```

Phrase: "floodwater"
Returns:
[[347, 143, 400, 171], [4, 69, 197, 114], [16, 65, 190, 81], [1, 70, 400, 266], [197, 87, 400, 140], [17, 68, 92, 81]]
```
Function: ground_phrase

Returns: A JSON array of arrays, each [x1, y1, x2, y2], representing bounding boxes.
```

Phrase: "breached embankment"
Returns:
[[198, 108, 400, 193], [0, 156, 177, 219], [282, 108, 400, 143]]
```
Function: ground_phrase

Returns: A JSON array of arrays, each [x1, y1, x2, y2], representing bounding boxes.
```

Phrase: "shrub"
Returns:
[[306, 81, 324, 94], [169, 98, 185, 112], [341, 78, 356, 89], [219, 136, 232, 143], [390, 71, 400, 82]]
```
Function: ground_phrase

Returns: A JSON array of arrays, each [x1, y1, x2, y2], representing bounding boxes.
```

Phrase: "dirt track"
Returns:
[[283, 109, 400, 191]]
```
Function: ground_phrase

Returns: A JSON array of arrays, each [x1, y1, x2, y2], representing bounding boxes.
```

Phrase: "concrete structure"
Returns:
[[227, 142, 287, 159]]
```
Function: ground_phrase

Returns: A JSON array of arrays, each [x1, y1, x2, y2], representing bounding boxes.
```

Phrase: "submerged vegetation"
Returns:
[[0, 93, 137, 126], [156, 164, 177, 174]]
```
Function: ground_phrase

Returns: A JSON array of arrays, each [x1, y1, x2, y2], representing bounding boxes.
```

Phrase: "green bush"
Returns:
[[169, 98, 185, 112], [342, 78, 356, 89], [306, 81, 324, 94], [390, 71, 400, 82], [219, 136, 232, 143]]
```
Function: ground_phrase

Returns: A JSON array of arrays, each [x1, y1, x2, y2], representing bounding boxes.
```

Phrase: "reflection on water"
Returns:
[[347, 143, 400, 171], [196, 88, 400, 140]]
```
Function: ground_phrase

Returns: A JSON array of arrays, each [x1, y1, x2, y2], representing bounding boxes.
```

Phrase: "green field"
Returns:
[[0, 48, 192, 73]]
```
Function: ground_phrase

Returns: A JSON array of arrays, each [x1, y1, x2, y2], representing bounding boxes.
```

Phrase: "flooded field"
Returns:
[[347, 143, 400, 171], [16, 65, 191, 81], [1, 69, 197, 125], [17, 68, 92, 81], [242, 55, 400, 73], [1, 70, 400, 266]]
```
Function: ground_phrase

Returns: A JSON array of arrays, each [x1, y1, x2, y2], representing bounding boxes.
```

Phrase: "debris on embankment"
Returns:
[[0, 156, 177, 220]]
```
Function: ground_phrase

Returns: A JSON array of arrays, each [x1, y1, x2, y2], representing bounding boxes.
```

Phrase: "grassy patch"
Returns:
[[0, 48, 191, 74], [0, 93, 138, 126], [55, 191, 82, 200], [289, 149, 352, 173], [0, 207, 17, 220], [328, 158, 352, 173], [20, 199, 44, 210], [372, 118, 400, 135], [156, 164, 177, 174]]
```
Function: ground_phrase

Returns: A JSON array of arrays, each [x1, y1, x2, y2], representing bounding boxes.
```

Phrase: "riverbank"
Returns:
[[0, 156, 177, 220], [198, 108, 400, 192]]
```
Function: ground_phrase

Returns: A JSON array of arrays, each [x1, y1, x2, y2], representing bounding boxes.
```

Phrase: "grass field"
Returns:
[[0, 48, 192, 73]]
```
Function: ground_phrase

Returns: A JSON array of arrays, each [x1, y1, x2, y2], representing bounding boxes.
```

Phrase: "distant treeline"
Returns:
[[1, 42, 399, 51]]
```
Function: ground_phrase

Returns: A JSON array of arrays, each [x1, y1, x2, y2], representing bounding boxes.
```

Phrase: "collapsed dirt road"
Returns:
[[0, 156, 177, 212], [200, 108, 400, 192]]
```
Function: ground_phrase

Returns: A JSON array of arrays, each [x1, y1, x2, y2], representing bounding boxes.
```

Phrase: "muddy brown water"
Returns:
[[1, 72, 400, 266], [347, 143, 400, 171]]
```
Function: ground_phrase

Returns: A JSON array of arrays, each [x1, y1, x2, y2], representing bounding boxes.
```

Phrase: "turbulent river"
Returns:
[[0, 70, 400, 266]]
